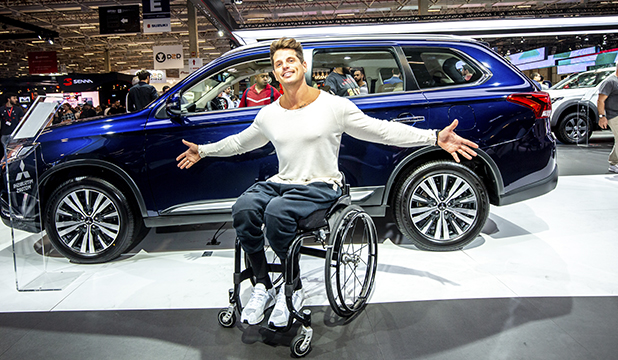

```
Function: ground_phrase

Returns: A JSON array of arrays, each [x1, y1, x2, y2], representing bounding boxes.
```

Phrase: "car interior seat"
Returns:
[[442, 57, 466, 84]]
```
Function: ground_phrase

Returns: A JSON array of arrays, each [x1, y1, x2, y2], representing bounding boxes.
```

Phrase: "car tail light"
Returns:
[[507, 92, 552, 119]]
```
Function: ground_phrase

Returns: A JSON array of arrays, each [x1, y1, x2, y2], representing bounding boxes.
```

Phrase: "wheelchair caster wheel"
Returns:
[[217, 308, 236, 328], [291, 334, 312, 357]]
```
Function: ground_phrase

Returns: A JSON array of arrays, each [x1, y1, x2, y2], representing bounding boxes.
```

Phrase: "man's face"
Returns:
[[255, 73, 270, 87], [224, 87, 231, 95], [353, 71, 363, 83], [9, 96, 18, 105], [273, 49, 306, 86]]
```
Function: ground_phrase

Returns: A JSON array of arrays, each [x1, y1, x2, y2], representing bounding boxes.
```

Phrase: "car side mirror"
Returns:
[[166, 92, 182, 117]]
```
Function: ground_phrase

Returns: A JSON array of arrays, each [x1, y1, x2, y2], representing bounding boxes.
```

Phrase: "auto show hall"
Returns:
[[0, 133, 617, 360]]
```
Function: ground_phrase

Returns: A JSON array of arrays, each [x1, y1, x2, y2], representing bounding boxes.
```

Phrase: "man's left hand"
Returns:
[[437, 119, 479, 163]]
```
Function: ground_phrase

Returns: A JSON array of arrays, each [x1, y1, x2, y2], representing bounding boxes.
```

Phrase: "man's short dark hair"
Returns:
[[3, 92, 17, 104], [137, 70, 151, 81], [270, 37, 304, 65]]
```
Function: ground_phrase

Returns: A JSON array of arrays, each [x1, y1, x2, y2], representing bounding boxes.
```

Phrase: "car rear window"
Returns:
[[402, 47, 483, 89]]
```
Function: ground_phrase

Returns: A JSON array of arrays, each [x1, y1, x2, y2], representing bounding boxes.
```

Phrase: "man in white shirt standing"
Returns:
[[176, 37, 478, 328]]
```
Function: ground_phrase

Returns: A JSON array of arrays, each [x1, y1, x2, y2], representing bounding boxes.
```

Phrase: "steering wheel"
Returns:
[[209, 97, 228, 111]]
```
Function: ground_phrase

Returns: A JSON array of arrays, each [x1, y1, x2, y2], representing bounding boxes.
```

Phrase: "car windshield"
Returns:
[[551, 68, 614, 90]]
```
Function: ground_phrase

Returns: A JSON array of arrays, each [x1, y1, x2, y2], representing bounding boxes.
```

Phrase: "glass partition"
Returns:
[[4, 96, 83, 291]]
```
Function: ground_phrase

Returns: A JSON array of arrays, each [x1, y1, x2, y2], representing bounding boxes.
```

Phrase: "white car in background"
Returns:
[[546, 67, 614, 144]]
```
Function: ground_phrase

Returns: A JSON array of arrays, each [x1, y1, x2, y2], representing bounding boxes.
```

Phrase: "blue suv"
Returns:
[[3, 35, 557, 263]]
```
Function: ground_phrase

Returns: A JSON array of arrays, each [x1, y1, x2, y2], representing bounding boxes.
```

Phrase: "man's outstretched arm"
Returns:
[[437, 119, 479, 163], [177, 139, 201, 169]]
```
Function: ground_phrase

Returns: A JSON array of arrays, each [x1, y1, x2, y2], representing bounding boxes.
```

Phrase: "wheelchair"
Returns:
[[217, 180, 378, 357]]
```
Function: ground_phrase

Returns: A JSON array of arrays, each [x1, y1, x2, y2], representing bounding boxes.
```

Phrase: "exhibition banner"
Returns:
[[153, 45, 184, 69], [142, 0, 171, 34], [28, 51, 57, 75]]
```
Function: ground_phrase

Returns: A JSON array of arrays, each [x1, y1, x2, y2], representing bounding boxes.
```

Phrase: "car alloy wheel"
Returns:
[[45, 177, 137, 263], [394, 160, 489, 251]]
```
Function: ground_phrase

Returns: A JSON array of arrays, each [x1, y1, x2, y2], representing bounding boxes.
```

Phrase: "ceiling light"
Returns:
[[83, 53, 94, 56], [80, 26, 96, 29], [218, 30, 224, 37]]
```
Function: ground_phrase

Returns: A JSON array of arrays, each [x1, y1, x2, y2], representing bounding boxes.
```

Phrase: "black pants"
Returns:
[[232, 181, 341, 260]]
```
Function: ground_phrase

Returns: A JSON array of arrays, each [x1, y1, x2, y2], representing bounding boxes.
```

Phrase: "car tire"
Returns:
[[44, 177, 137, 263], [556, 112, 592, 144], [393, 160, 489, 251]]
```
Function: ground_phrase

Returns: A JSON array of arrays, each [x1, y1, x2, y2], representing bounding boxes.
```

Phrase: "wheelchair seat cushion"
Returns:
[[297, 208, 329, 231]]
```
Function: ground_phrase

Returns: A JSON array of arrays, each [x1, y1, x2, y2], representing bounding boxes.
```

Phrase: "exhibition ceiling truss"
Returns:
[[1, 0, 618, 78]]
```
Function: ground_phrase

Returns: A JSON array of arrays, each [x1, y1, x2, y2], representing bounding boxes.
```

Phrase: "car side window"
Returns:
[[312, 50, 405, 96], [180, 58, 279, 113], [403, 47, 483, 89]]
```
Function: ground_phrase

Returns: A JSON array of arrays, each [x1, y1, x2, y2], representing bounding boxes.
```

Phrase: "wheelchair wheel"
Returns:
[[325, 205, 378, 317], [217, 308, 236, 328]]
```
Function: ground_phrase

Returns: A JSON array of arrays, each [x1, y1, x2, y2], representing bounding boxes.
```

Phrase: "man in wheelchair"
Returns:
[[177, 37, 478, 328]]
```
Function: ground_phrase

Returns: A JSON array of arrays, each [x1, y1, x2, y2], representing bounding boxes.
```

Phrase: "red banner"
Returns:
[[28, 51, 58, 74]]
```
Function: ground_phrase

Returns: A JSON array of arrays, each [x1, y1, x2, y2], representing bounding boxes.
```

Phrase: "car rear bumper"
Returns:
[[497, 160, 558, 206]]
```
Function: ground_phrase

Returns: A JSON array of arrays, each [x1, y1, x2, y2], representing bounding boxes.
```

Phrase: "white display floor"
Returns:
[[2, 174, 617, 313]]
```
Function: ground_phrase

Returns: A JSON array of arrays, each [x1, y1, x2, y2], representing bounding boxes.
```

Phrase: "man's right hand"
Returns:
[[600, 117, 608, 130], [176, 139, 201, 169]]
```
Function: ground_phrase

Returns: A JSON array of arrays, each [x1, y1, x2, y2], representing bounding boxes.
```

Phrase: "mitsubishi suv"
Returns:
[[2, 35, 557, 263]]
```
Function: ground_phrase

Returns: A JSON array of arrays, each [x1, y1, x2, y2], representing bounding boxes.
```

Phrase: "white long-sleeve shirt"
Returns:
[[198, 91, 436, 185]]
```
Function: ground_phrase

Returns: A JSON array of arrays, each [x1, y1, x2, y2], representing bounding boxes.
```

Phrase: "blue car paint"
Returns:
[[13, 36, 555, 231]]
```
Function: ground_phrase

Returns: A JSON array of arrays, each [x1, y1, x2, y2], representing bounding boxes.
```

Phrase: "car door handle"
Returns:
[[391, 114, 425, 123]]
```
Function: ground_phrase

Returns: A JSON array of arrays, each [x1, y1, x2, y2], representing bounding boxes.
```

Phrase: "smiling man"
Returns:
[[176, 37, 478, 328]]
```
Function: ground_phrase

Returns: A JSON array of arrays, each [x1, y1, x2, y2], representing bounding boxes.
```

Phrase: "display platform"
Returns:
[[0, 135, 617, 359], [0, 173, 617, 310]]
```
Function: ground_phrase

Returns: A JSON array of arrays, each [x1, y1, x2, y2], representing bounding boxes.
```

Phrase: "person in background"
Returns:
[[231, 94, 240, 108], [597, 63, 618, 174], [383, 68, 403, 84], [531, 72, 544, 89], [59, 103, 76, 124], [127, 70, 158, 112], [32, 89, 46, 101], [239, 72, 281, 107], [222, 87, 235, 109], [0, 92, 25, 149], [108, 100, 125, 115], [325, 66, 360, 97], [161, 85, 170, 94], [353, 68, 368, 95], [80, 103, 97, 119]]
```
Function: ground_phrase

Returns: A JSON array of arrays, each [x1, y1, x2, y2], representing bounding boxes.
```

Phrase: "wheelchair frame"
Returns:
[[217, 183, 378, 357]]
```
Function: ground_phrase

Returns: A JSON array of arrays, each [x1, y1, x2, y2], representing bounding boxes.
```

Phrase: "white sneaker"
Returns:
[[268, 287, 305, 328], [240, 283, 275, 325], [609, 164, 618, 173]]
